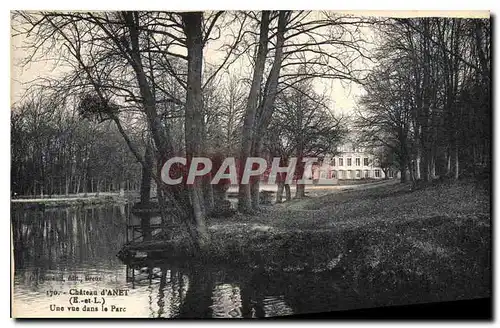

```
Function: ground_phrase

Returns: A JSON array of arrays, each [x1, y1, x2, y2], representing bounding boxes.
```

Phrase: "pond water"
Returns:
[[11, 204, 360, 318]]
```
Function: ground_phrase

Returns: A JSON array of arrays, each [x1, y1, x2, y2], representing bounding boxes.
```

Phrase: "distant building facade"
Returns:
[[328, 144, 394, 180], [306, 143, 399, 181]]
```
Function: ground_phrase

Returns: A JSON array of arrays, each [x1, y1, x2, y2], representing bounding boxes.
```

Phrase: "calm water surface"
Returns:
[[12, 204, 358, 318]]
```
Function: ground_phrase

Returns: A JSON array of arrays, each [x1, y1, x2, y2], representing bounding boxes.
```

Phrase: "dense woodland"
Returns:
[[11, 92, 142, 196], [356, 18, 491, 183], [11, 12, 490, 251]]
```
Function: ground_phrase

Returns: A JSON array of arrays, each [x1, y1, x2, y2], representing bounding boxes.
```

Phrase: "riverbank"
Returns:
[[121, 179, 491, 307], [10, 193, 131, 210], [10, 179, 392, 210]]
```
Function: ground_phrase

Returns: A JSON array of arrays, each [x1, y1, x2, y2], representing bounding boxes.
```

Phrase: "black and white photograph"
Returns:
[[9, 9, 491, 319]]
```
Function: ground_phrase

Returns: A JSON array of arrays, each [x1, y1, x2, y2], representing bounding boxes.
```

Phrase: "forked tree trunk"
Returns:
[[249, 11, 288, 210], [238, 11, 270, 213], [122, 11, 200, 248]]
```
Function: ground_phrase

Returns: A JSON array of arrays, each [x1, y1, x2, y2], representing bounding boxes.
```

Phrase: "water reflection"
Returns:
[[12, 206, 128, 271], [12, 205, 358, 318]]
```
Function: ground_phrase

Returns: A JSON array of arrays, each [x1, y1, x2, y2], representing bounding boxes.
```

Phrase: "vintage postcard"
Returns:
[[10, 9, 491, 319]]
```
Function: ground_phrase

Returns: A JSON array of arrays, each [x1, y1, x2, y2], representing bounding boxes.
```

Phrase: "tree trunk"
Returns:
[[430, 154, 436, 178], [238, 11, 270, 213], [65, 175, 70, 196], [137, 143, 153, 241], [83, 170, 88, 197], [182, 12, 209, 249], [284, 183, 291, 201], [76, 177, 81, 194], [202, 173, 215, 213], [250, 178, 261, 208], [295, 155, 306, 198], [400, 155, 407, 183], [296, 184, 305, 199], [446, 149, 451, 176], [140, 142, 153, 206], [122, 11, 197, 248], [415, 151, 421, 180], [453, 140, 459, 180], [276, 181, 284, 203]]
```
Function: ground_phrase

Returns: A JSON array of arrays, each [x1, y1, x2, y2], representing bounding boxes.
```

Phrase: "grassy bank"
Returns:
[[121, 179, 491, 306]]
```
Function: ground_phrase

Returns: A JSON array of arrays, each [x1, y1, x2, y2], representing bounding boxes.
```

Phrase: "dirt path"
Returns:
[[226, 179, 397, 194]]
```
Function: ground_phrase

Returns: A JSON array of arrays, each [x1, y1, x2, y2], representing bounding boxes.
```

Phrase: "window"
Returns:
[[375, 169, 381, 178], [339, 158, 344, 166], [347, 170, 352, 179], [332, 158, 336, 166], [364, 170, 369, 178], [356, 170, 361, 178], [347, 158, 352, 166], [355, 158, 360, 166], [363, 158, 369, 166]]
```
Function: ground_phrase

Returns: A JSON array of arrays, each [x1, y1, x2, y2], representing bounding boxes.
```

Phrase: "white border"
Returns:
[[2, 0, 497, 326]]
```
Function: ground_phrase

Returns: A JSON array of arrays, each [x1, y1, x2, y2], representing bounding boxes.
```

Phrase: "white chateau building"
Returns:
[[328, 144, 394, 180], [306, 143, 399, 182]]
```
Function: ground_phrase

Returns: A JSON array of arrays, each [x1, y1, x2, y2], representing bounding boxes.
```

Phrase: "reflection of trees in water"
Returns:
[[129, 265, 190, 318], [135, 264, 339, 318], [177, 266, 215, 318], [177, 267, 300, 318], [154, 267, 189, 318], [123, 260, 354, 318], [129, 264, 226, 318], [211, 284, 243, 318], [12, 205, 128, 272], [14, 206, 355, 318]]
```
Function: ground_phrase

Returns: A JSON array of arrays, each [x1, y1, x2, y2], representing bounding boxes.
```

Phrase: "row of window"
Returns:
[[331, 169, 382, 179], [332, 157, 371, 167]]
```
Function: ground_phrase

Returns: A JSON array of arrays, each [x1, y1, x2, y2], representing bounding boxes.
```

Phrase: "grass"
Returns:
[[210, 179, 490, 303], [123, 179, 491, 307]]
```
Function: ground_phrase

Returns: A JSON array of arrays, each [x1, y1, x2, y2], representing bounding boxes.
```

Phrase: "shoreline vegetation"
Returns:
[[119, 179, 490, 306]]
